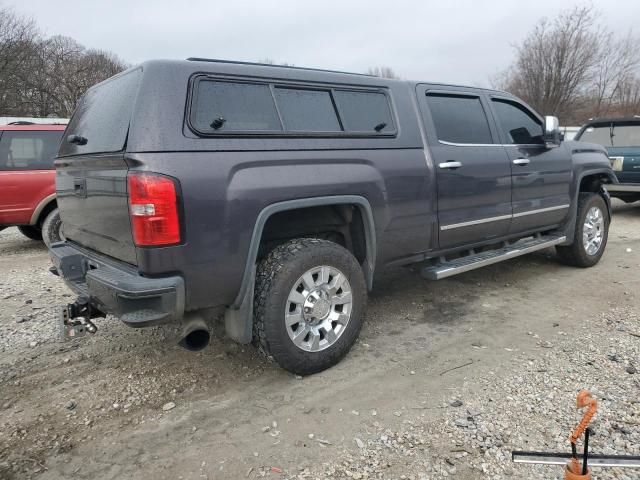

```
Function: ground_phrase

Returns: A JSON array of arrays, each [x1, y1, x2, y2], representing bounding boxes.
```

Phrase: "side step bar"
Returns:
[[421, 235, 566, 280]]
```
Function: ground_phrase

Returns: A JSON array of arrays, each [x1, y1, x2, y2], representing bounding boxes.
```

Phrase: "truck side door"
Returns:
[[417, 86, 512, 249], [488, 97, 572, 234]]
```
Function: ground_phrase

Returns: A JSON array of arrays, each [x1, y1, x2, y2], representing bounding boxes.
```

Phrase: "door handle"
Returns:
[[438, 161, 462, 169], [512, 158, 530, 166]]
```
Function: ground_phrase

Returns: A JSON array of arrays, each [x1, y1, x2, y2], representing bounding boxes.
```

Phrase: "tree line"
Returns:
[[495, 5, 639, 124], [0, 8, 127, 118], [1, 4, 638, 124]]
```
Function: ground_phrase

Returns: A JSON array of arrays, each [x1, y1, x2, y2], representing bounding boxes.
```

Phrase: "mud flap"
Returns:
[[224, 267, 255, 344]]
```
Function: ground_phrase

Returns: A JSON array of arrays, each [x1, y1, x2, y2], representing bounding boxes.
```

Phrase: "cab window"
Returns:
[[491, 99, 544, 145]]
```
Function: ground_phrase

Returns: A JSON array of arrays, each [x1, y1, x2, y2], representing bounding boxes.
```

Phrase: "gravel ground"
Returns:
[[0, 201, 639, 480]]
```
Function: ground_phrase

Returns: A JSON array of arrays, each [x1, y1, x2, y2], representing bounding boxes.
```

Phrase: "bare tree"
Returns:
[[590, 32, 640, 116], [0, 8, 127, 117], [366, 66, 400, 79], [499, 6, 602, 122], [497, 5, 640, 123], [0, 8, 39, 115]]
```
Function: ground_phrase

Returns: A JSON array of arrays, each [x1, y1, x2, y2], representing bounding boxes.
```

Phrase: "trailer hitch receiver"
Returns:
[[59, 298, 105, 340]]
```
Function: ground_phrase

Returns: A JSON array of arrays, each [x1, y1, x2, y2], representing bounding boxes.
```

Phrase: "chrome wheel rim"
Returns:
[[583, 206, 604, 256], [285, 265, 352, 352]]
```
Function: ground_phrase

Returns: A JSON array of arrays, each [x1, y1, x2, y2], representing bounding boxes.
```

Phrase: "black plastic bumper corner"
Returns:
[[50, 242, 185, 327]]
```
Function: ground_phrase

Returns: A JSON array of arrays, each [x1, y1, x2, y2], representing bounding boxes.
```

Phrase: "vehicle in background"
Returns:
[[561, 126, 580, 141], [0, 117, 68, 126], [0, 124, 66, 246], [575, 117, 640, 203], [50, 59, 615, 375]]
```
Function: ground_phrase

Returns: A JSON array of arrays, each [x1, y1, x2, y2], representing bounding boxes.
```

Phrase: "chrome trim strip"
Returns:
[[439, 140, 544, 148], [440, 214, 512, 231], [440, 204, 570, 231], [512, 204, 570, 218]]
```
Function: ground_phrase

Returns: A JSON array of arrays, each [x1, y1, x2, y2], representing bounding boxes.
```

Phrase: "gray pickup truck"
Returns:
[[50, 59, 615, 375]]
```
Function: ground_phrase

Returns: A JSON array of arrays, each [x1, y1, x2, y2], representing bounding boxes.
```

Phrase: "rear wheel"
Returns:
[[253, 238, 367, 375], [556, 193, 609, 267], [18, 225, 43, 241], [42, 208, 63, 248]]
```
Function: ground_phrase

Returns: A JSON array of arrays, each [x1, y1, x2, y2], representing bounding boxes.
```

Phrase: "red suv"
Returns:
[[0, 123, 66, 246]]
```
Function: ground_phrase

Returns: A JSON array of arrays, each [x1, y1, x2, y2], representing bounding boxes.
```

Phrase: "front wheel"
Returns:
[[556, 192, 609, 267], [253, 238, 367, 375]]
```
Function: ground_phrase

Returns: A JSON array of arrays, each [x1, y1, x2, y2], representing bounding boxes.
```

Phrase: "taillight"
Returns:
[[127, 172, 181, 246]]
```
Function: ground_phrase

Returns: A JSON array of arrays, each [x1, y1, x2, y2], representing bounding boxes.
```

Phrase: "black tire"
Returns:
[[253, 238, 367, 375], [18, 225, 43, 241], [556, 193, 609, 267], [42, 208, 63, 248]]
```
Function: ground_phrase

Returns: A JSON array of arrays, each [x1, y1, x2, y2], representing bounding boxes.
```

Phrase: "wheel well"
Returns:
[[258, 204, 368, 265], [37, 200, 57, 227], [579, 173, 611, 193]]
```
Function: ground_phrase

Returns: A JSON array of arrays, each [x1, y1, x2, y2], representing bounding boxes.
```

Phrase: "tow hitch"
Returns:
[[59, 298, 105, 340]]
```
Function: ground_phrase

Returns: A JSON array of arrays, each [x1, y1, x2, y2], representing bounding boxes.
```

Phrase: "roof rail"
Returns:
[[186, 57, 375, 78], [8, 121, 35, 125]]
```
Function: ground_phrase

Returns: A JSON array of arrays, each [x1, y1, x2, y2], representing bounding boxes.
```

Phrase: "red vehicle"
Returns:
[[0, 124, 66, 246]]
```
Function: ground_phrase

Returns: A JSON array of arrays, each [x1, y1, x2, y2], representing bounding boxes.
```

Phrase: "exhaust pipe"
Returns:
[[178, 314, 210, 352]]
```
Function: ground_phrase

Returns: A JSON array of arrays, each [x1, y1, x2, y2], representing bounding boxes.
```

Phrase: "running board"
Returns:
[[421, 235, 566, 280]]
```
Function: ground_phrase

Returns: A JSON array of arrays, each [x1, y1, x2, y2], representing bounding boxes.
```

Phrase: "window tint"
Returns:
[[492, 99, 544, 145], [0, 131, 63, 170], [274, 88, 341, 132], [192, 81, 282, 132], [333, 90, 394, 133], [59, 69, 141, 156], [426, 94, 493, 144]]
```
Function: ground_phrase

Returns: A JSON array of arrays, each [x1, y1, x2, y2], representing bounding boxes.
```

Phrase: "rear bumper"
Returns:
[[50, 242, 185, 327]]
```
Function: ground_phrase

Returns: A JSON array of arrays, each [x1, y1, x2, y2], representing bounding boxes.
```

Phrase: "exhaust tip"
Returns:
[[179, 328, 210, 352]]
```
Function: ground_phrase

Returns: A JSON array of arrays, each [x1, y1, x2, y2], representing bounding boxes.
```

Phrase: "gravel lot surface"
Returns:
[[0, 201, 638, 480]]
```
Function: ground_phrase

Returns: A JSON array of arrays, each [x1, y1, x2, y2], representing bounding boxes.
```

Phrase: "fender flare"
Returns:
[[225, 195, 377, 344], [561, 169, 616, 244], [29, 193, 56, 226]]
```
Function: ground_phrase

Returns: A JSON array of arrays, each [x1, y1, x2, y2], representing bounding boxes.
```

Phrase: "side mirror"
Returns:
[[544, 116, 561, 148]]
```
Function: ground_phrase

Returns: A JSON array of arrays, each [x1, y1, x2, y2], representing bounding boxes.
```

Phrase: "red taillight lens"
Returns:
[[127, 172, 181, 247]]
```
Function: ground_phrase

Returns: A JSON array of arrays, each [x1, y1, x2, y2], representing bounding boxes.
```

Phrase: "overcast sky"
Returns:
[[5, 0, 640, 86]]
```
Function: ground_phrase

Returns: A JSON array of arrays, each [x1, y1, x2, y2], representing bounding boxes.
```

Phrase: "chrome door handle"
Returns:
[[438, 161, 462, 169], [513, 158, 530, 166]]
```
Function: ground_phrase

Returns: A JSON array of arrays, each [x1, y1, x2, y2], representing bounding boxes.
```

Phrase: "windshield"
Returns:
[[578, 123, 640, 147]]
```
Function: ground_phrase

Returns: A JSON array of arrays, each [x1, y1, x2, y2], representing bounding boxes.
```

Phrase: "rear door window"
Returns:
[[192, 81, 282, 132], [0, 131, 63, 170], [273, 87, 341, 132], [426, 93, 493, 144], [59, 69, 142, 157], [491, 99, 544, 145], [333, 90, 394, 133]]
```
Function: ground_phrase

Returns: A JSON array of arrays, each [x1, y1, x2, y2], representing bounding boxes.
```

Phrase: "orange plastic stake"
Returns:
[[565, 390, 597, 480]]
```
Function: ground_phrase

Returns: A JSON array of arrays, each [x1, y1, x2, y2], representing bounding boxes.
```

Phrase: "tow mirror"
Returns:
[[544, 116, 561, 148]]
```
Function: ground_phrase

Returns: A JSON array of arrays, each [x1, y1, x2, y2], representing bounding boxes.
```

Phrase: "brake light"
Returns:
[[127, 172, 181, 246]]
